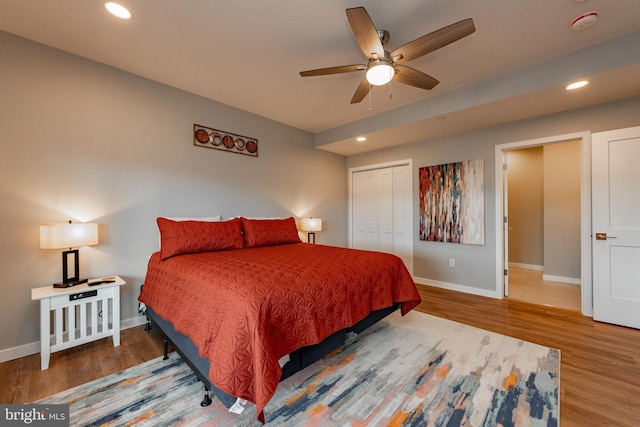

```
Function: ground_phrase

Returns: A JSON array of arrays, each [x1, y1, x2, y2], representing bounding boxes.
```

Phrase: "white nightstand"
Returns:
[[31, 276, 126, 370]]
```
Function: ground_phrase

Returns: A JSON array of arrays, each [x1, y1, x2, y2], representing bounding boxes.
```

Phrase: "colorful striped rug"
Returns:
[[37, 311, 559, 426]]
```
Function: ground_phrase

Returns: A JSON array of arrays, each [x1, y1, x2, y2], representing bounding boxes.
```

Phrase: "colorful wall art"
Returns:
[[419, 159, 484, 244]]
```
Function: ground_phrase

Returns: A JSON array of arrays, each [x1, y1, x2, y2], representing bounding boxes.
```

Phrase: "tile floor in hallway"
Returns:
[[507, 266, 581, 311]]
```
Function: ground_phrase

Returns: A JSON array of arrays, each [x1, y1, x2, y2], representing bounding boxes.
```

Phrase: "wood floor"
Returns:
[[0, 321, 166, 405], [2, 284, 639, 426]]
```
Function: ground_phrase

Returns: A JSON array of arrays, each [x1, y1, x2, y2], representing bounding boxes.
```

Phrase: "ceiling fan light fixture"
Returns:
[[366, 61, 395, 86], [299, 7, 475, 104]]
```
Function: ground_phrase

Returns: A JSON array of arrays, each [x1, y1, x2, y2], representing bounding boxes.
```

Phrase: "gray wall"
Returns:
[[347, 96, 640, 293], [0, 31, 347, 355]]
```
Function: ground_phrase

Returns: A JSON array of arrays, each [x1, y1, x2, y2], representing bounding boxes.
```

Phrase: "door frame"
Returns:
[[503, 151, 510, 297], [349, 159, 414, 275], [494, 131, 593, 316]]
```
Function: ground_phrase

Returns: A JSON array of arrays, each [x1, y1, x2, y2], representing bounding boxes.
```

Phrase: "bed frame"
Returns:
[[144, 303, 399, 409]]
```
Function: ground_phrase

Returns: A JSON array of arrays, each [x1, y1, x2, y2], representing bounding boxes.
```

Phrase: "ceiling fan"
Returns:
[[300, 7, 475, 104]]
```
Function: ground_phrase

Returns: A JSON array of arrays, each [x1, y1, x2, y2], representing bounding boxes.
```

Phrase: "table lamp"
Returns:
[[300, 217, 322, 244], [40, 221, 98, 288]]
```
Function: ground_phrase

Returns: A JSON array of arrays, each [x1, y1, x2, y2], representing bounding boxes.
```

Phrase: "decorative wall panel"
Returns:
[[194, 124, 258, 157]]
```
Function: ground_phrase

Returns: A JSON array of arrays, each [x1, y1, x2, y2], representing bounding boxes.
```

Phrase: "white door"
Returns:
[[393, 165, 413, 273], [379, 168, 394, 254], [592, 126, 640, 329], [350, 162, 413, 274], [352, 169, 378, 250]]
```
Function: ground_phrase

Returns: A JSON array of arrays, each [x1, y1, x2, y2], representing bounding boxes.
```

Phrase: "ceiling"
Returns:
[[1, 0, 640, 155]]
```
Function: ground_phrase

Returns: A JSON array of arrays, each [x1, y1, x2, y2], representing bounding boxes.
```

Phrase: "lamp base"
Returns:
[[53, 278, 88, 288]]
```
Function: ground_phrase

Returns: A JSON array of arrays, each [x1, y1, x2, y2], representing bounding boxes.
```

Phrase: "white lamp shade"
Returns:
[[40, 223, 98, 249], [300, 217, 322, 232], [366, 63, 395, 86]]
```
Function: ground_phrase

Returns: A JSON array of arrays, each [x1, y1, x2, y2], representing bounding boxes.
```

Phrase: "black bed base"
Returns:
[[144, 303, 399, 409]]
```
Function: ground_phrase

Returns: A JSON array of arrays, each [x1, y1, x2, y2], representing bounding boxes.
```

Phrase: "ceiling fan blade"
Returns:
[[391, 18, 475, 63], [346, 7, 385, 59], [300, 64, 366, 77], [394, 65, 439, 90], [350, 77, 370, 104]]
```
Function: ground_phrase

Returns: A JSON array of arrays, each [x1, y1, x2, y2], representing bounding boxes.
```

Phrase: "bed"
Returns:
[[139, 216, 421, 422]]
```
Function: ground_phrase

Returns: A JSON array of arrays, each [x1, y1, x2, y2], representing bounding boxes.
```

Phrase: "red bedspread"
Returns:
[[139, 243, 421, 422]]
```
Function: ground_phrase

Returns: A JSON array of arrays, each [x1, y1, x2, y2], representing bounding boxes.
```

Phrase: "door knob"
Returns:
[[595, 232, 618, 240]]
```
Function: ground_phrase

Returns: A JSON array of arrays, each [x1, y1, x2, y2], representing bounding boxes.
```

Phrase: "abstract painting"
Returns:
[[419, 159, 484, 244]]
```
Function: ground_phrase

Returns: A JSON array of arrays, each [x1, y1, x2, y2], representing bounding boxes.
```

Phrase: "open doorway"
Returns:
[[494, 131, 593, 317], [506, 143, 581, 311]]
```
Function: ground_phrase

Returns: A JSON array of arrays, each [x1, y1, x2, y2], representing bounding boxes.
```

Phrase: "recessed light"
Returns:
[[566, 80, 589, 90], [105, 2, 132, 20], [356, 136, 366, 142]]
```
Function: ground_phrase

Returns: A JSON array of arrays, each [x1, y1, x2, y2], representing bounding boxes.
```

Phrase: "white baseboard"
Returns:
[[508, 262, 544, 271], [508, 264, 581, 285], [0, 314, 148, 364], [542, 274, 581, 285], [122, 314, 148, 329], [0, 341, 41, 364], [413, 276, 502, 299]]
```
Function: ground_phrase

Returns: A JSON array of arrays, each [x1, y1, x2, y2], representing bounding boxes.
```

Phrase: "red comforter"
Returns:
[[139, 243, 421, 422]]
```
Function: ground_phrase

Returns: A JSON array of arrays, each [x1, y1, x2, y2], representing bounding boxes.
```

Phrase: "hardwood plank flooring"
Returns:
[[1, 285, 639, 426], [0, 323, 166, 404]]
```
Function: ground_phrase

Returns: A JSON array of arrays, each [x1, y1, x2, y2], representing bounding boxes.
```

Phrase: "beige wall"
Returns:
[[508, 147, 544, 267], [0, 31, 347, 356], [543, 140, 582, 279]]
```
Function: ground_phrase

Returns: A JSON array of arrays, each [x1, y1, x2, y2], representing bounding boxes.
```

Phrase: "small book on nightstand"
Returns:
[[53, 278, 88, 288]]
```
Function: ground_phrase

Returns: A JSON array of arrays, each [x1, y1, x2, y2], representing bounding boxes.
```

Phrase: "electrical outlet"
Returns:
[[449, 258, 455, 267]]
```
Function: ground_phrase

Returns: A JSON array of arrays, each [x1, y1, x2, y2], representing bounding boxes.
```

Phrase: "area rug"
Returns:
[[37, 311, 559, 426]]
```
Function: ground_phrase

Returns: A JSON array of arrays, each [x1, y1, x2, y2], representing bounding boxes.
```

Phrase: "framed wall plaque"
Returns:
[[194, 124, 258, 157]]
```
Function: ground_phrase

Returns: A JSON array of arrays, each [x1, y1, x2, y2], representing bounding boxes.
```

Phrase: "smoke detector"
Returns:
[[572, 11, 598, 31]]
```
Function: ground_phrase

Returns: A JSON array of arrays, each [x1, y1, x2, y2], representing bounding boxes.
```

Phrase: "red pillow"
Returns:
[[241, 217, 301, 248], [158, 217, 244, 259]]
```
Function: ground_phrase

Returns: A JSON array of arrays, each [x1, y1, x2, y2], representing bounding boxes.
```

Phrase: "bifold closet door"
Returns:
[[352, 168, 384, 251], [392, 165, 412, 273], [351, 164, 412, 273]]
